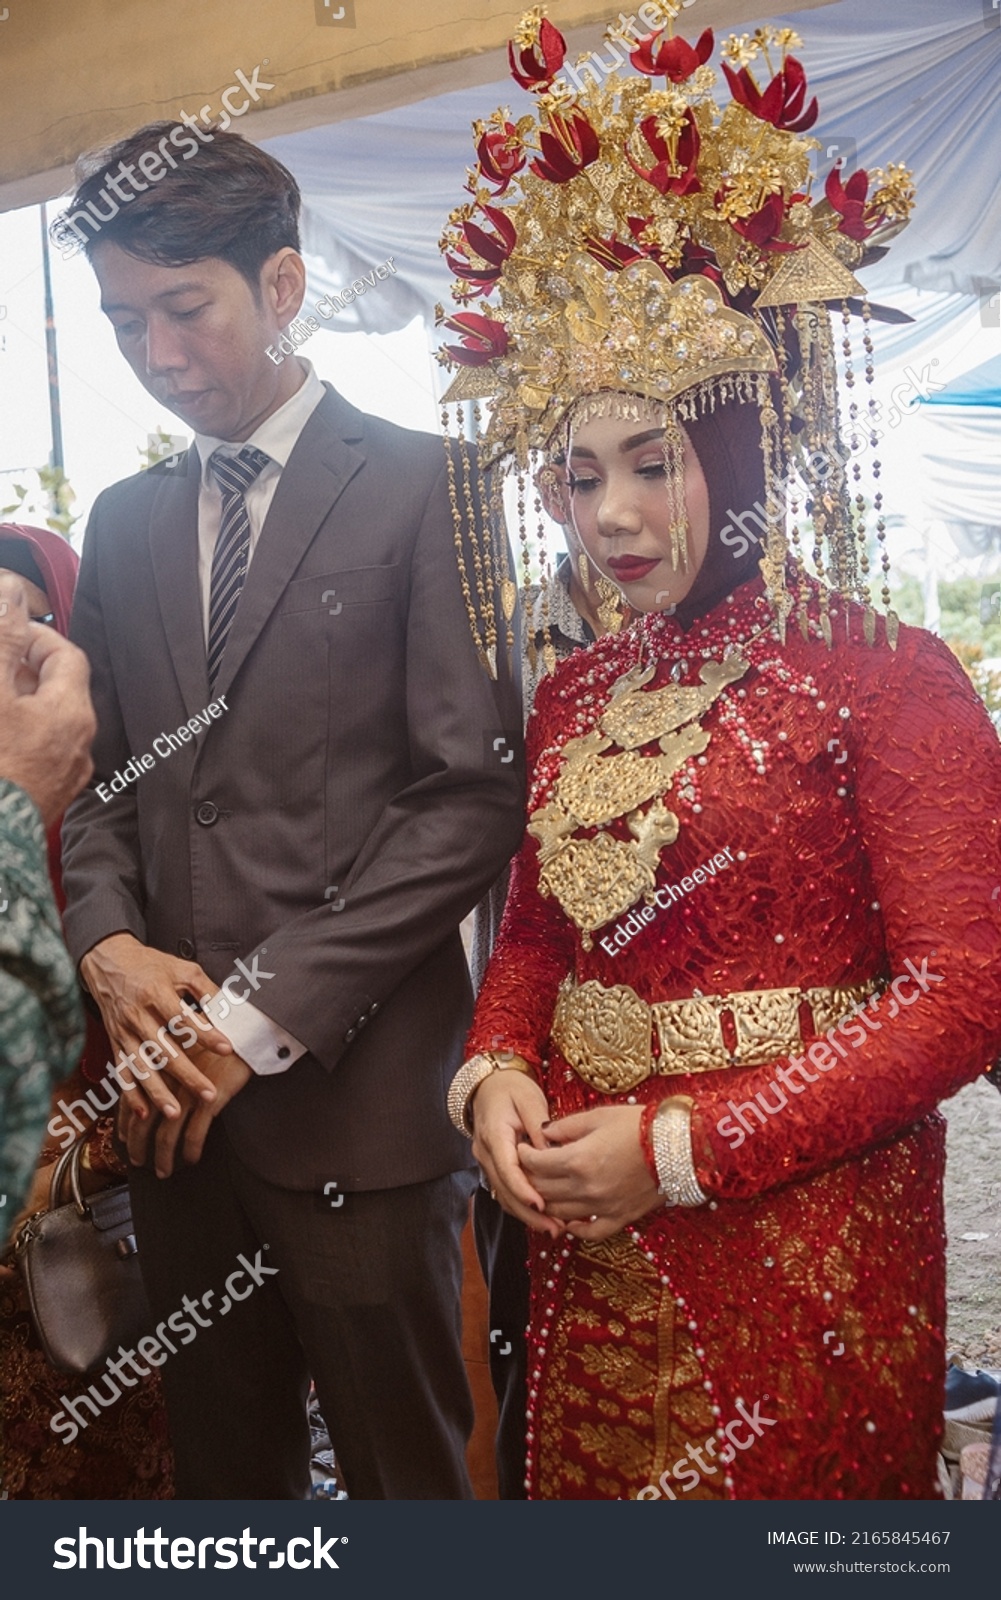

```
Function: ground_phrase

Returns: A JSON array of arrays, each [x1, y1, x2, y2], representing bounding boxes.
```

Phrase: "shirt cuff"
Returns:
[[202, 991, 307, 1075]]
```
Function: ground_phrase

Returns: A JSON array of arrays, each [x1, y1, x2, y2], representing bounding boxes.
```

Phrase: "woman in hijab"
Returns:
[[0, 523, 173, 1499]]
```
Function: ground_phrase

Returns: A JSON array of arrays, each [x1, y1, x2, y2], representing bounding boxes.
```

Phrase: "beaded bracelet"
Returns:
[[446, 1052, 534, 1137], [647, 1096, 708, 1207]]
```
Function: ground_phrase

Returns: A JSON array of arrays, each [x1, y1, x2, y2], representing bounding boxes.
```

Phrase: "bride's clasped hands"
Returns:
[[471, 1071, 661, 1243]]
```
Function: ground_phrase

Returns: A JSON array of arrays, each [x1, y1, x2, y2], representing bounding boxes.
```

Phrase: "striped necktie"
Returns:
[[206, 445, 270, 688]]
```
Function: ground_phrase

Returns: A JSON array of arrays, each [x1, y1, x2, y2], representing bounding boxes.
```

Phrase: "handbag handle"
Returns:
[[48, 1133, 90, 1218]]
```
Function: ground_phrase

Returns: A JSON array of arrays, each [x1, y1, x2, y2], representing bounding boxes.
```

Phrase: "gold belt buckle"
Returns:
[[551, 978, 651, 1095]]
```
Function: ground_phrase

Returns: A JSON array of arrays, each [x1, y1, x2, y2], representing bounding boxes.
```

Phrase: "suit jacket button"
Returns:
[[356, 1014, 368, 1031], [344, 1027, 357, 1043], [196, 801, 219, 826], [177, 938, 195, 959], [368, 1002, 379, 1016]]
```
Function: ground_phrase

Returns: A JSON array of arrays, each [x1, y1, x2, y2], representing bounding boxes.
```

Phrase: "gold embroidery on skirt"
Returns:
[[535, 1234, 723, 1499]]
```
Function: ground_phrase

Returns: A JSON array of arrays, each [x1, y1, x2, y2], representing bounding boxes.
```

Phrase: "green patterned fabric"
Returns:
[[0, 779, 83, 1219]]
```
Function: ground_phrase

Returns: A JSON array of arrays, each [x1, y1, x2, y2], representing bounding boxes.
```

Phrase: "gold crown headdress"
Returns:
[[437, 5, 916, 672]]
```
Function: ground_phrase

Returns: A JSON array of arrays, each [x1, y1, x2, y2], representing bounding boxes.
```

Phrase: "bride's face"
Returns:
[[566, 407, 710, 614]]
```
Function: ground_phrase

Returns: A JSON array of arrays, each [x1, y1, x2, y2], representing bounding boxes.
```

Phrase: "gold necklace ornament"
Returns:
[[528, 650, 750, 944]]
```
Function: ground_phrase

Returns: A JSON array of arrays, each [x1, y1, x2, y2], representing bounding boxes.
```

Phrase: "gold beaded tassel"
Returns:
[[835, 298, 867, 621], [442, 404, 491, 674], [862, 299, 899, 650], [454, 400, 498, 677], [796, 307, 835, 647], [776, 311, 810, 642], [662, 408, 689, 572], [515, 465, 537, 677], [537, 496, 558, 678], [755, 374, 793, 643], [475, 401, 517, 668], [831, 302, 869, 640]]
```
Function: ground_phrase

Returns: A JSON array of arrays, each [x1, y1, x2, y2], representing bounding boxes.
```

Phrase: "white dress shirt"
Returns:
[[192, 359, 325, 1075]]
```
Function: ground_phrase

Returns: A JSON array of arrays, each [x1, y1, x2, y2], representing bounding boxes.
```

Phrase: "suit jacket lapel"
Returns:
[[213, 386, 366, 698], [149, 451, 209, 719]]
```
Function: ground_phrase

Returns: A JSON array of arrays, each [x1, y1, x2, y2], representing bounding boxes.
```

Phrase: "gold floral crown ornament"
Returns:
[[436, 5, 916, 668]]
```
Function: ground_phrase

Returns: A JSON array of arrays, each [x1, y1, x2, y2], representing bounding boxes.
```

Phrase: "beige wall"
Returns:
[[0, 0, 837, 211]]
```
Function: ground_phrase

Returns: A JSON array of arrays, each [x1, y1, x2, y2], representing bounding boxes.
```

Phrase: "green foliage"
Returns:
[[0, 464, 78, 539], [889, 572, 1001, 654]]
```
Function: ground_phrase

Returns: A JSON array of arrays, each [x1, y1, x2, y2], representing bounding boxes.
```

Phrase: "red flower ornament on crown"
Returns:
[[725, 190, 805, 254], [824, 164, 884, 243], [444, 203, 517, 293], [628, 109, 701, 196], [721, 31, 818, 132], [476, 121, 527, 193], [630, 25, 714, 83], [438, 310, 509, 367], [508, 8, 566, 90], [530, 110, 601, 183]]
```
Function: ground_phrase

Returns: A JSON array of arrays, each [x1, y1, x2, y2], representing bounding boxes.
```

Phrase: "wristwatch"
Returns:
[[447, 1051, 534, 1136]]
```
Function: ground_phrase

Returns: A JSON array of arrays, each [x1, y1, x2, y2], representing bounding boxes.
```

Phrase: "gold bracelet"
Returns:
[[447, 1052, 533, 1137]]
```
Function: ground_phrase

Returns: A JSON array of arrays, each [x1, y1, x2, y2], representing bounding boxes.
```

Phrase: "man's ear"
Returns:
[[261, 248, 307, 327]]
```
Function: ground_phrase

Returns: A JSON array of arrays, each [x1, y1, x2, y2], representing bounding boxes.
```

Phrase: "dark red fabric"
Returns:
[[0, 523, 79, 636]]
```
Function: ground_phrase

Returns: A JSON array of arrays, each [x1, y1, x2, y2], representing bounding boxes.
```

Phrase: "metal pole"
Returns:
[[39, 201, 65, 483]]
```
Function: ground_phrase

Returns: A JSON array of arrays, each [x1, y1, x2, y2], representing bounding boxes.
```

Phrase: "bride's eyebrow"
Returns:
[[620, 429, 665, 451], [569, 428, 664, 461]]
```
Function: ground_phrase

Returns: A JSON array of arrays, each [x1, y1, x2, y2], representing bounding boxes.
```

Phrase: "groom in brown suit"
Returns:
[[58, 125, 523, 1499]]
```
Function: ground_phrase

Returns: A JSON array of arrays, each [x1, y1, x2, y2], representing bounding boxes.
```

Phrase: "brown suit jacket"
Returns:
[[61, 384, 524, 1191]]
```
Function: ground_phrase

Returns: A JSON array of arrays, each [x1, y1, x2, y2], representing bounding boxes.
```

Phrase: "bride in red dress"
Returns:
[[438, 10, 1001, 1499]]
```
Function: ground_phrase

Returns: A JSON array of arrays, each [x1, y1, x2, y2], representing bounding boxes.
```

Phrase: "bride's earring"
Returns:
[[594, 573, 626, 635], [577, 551, 592, 593]]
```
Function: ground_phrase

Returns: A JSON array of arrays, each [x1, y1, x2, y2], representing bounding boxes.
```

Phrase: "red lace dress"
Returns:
[[468, 578, 1001, 1500]]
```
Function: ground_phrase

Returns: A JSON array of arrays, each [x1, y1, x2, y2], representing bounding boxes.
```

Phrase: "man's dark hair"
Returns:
[[51, 122, 301, 290]]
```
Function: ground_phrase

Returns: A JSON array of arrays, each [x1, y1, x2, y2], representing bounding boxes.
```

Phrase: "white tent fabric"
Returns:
[[916, 409, 1001, 536], [914, 358, 1001, 538], [262, 0, 1001, 342]]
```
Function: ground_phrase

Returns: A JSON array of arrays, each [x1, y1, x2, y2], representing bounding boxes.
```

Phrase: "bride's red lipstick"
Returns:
[[606, 555, 660, 581]]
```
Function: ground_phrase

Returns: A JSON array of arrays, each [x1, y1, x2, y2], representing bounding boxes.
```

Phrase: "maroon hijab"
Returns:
[[0, 522, 79, 635], [674, 398, 770, 631]]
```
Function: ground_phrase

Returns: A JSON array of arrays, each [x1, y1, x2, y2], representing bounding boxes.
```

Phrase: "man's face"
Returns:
[[93, 243, 294, 440]]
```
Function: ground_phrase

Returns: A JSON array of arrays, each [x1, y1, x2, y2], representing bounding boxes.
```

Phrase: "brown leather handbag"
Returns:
[[13, 1133, 152, 1374]]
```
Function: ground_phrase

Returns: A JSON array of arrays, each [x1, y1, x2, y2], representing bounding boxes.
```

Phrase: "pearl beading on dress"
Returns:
[[527, 594, 832, 818]]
